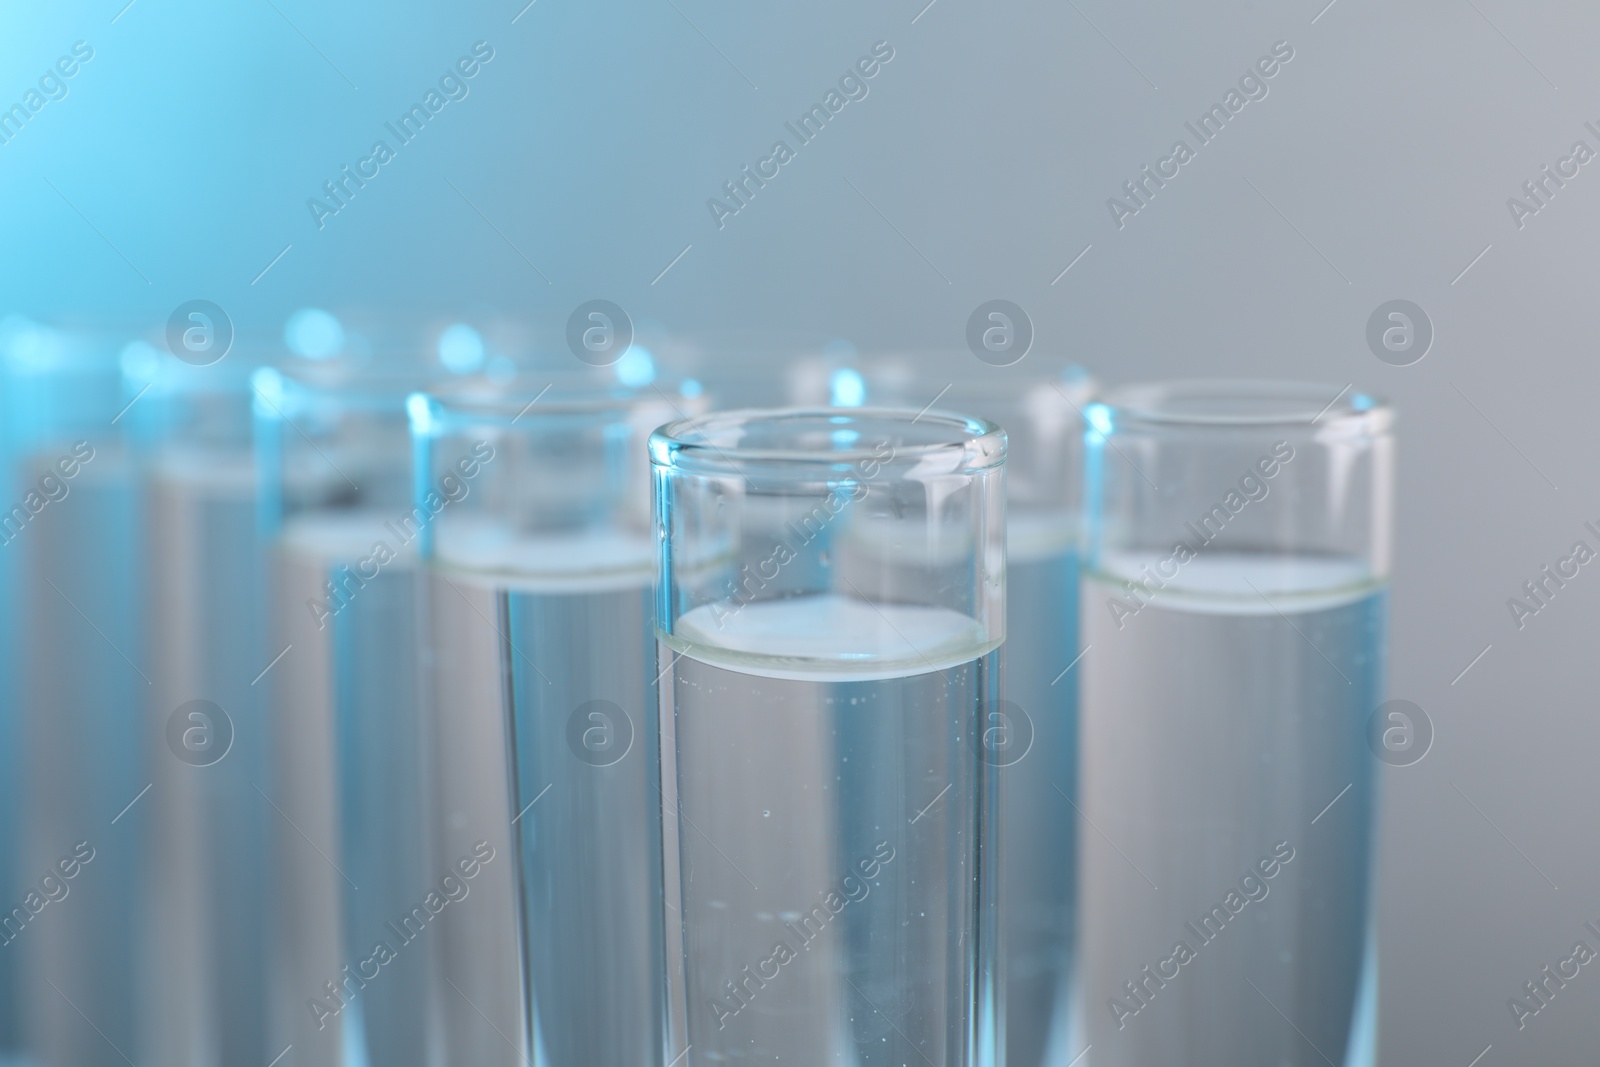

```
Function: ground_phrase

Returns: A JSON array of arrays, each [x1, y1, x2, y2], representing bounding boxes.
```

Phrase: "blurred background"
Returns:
[[1, 0, 1597, 1063]]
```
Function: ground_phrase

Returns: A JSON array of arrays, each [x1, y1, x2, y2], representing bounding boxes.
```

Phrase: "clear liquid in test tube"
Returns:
[[1076, 381, 1390, 1067], [256, 359, 444, 1067], [411, 376, 684, 1066], [141, 353, 276, 1067], [827, 352, 1094, 1067], [0, 325, 22, 1065], [652, 408, 1006, 1067], [6, 326, 147, 1067]]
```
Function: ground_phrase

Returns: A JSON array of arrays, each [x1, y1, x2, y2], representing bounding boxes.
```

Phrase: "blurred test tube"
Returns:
[[256, 342, 452, 1067], [410, 370, 688, 1066], [138, 336, 277, 1066], [2, 320, 147, 1067], [817, 350, 1095, 1067]]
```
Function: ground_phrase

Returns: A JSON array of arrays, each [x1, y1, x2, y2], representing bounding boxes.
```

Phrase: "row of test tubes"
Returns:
[[0, 315, 1391, 1067]]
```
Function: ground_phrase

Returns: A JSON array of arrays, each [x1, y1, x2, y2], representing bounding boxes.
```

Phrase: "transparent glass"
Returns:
[[140, 350, 277, 1067], [1077, 380, 1392, 1067], [652, 408, 1006, 1067], [255, 358, 443, 1067], [817, 351, 1095, 1067], [410, 376, 684, 1066], [0, 323, 144, 1067]]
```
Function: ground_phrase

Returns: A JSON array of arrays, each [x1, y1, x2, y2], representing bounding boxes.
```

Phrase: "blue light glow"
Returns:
[[830, 367, 865, 407], [438, 323, 486, 375], [0, 316, 62, 370], [251, 366, 286, 414], [1085, 402, 1113, 439], [406, 392, 436, 436], [119, 341, 161, 384], [616, 345, 655, 387], [284, 308, 344, 360]]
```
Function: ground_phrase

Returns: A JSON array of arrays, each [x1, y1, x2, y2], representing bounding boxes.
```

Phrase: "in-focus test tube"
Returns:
[[652, 408, 1006, 1067]]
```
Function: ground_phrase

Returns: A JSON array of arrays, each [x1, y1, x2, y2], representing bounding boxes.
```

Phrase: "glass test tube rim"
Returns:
[[649, 405, 1007, 477], [253, 356, 457, 420], [254, 357, 470, 541], [407, 373, 675, 576], [135, 341, 281, 453], [0, 318, 175, 374], [409, 372, 672, 432], [846, 348, 1095, 399], [1083, 377, 1395, 596], [1088, 378, 1392, 437]]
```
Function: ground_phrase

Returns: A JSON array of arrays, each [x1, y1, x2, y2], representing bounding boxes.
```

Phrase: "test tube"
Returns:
[[829, 352, 1094, 1067], [0, 322, 22, 1065], [1077, 381, 1391, 1066], [255, 359, 440, 1065], [3, 323, 145, 1067], [652, 408, 1006, 1067], [409, 376, 681, 1065], [141, 351, 275, 1066]]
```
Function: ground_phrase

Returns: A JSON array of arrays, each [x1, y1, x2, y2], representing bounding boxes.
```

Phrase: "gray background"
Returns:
[[2, 0, 1596, 1062]]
